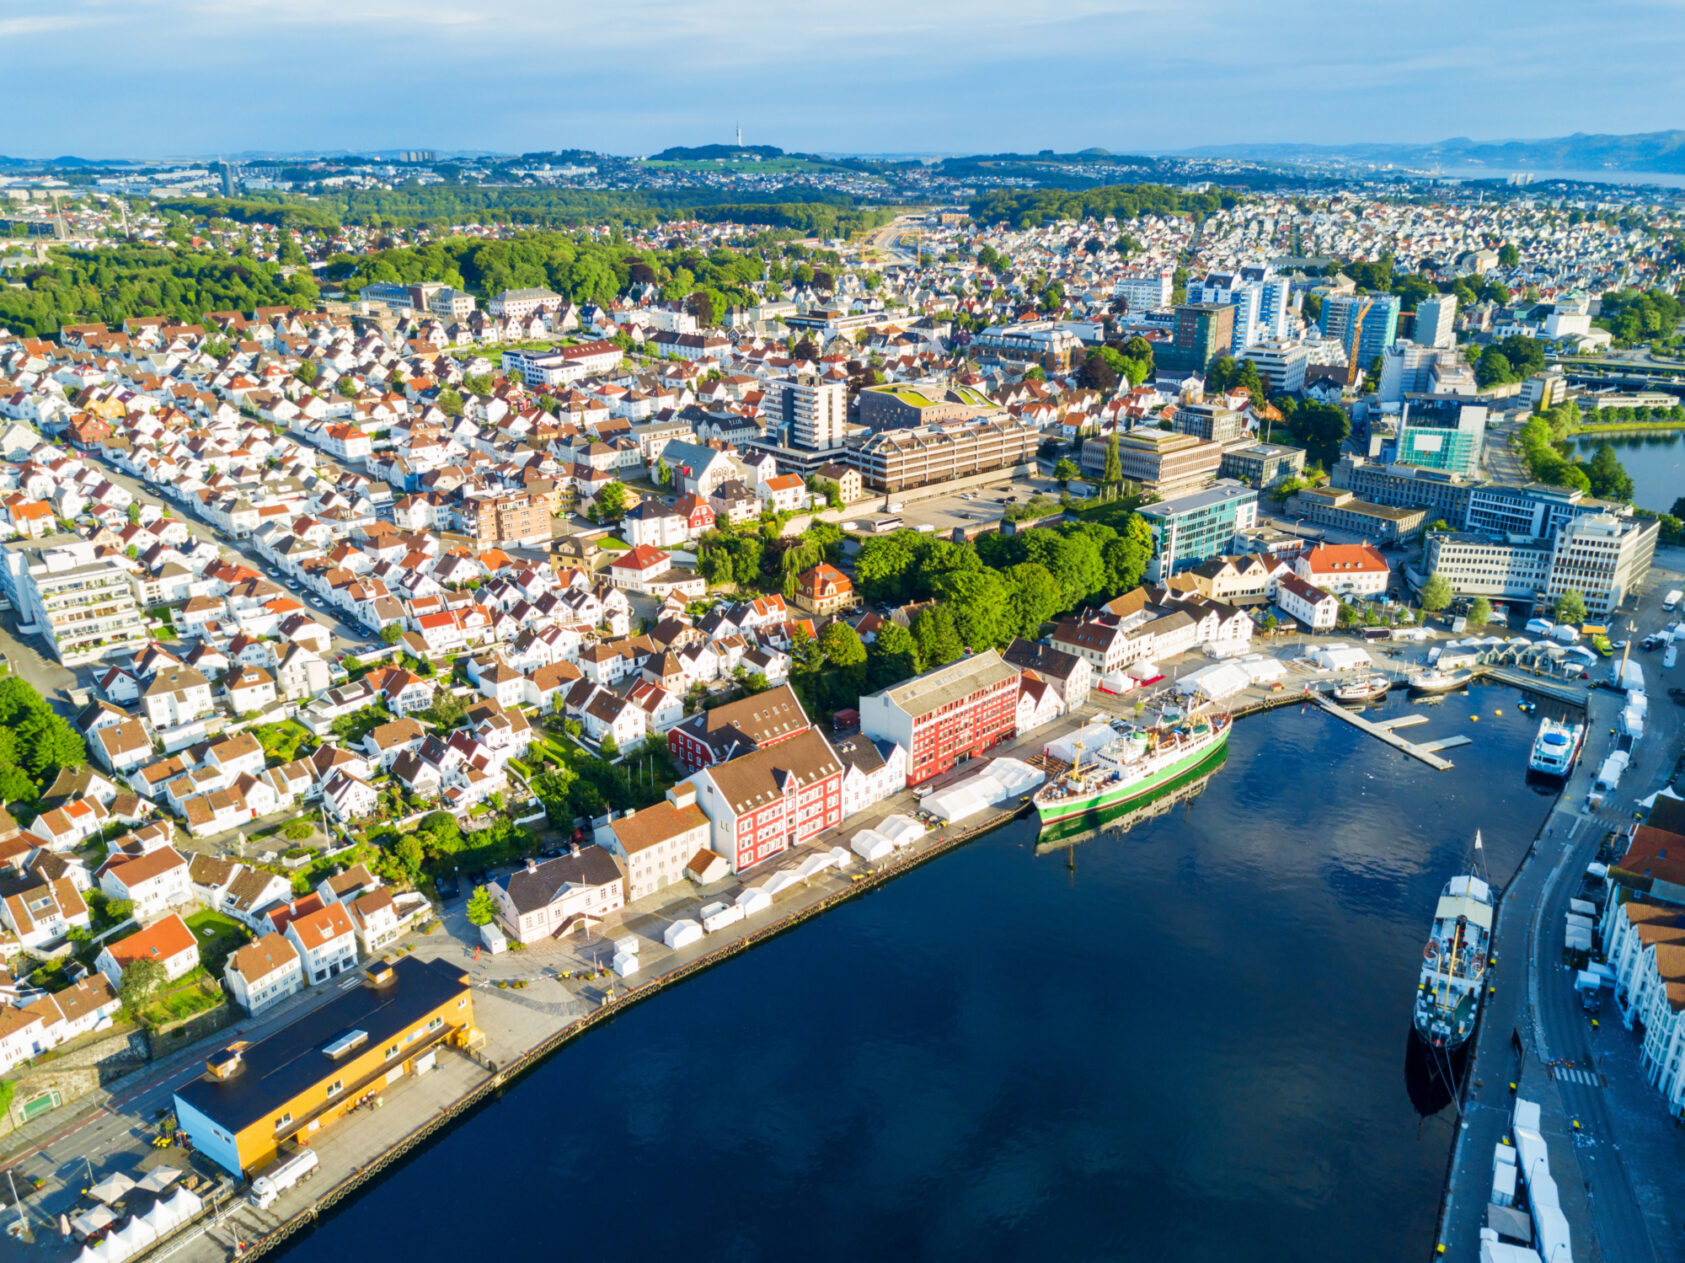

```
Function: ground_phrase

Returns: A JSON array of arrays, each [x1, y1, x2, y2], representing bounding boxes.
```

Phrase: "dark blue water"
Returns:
[[275, 683, 1556, 1263], [1568, 431, 1685, 514]]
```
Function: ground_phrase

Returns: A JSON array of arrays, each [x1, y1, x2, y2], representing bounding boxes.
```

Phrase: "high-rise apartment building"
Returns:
[[0, 536, 148, 665], [1413, 295, 1457, 349], [764, 375, 847, 451], [1161, 304, 1235, 373], [1321, 294, 1401, 366]]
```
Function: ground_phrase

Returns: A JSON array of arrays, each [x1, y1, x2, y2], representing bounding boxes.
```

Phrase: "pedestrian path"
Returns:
[[1551, 1065, 1605, 1087]]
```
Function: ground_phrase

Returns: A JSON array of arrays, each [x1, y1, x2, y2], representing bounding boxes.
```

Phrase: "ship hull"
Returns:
[[1035, 726, 1231, 826]]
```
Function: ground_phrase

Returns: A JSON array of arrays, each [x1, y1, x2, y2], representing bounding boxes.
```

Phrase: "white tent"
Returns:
[[162, 1187, 201, 1223], [106, 1218, 157, 1260], [662, 919, 703, 949], [139, 1196, 185, 1237], [76, 1243, 117, 1263], [134, 1168, 181, 1196], [794, 852, 836, 881], [612, 951, 639, 977], [699, 901, 744, 933], [1125, 661, 1162, 681], [1045, 722, 1117, 766], [923, 780, 994, 823], [1238, 656, 1287, 684], [88, 1174, 136, 1207], [1175, 662, 1249, 701], [989, 758, 1045, 796], [827, 846, 855, 869], [851, 829, 895, 862], [71, 1206, 117, 1239], [1096, 671, 1137, 693], [878, 815, 924, 847], [1308, 644, 1371, 671], [761, 870, 804, 897], [735, 886, 773, 914]]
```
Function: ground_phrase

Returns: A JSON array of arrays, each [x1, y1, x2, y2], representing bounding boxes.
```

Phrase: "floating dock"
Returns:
[[1314, 695, 1456, 769]]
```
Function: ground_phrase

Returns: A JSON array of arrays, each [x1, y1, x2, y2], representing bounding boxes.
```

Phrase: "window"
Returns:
[[384, 1044, 399, 1060], [325, 1080, 343, 1098], [427, 1016, 444, 1032], [274, 1111, 293, 1129]]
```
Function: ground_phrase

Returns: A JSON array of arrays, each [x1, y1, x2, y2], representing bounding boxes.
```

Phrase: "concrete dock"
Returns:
[[1313, 695, 1457, 769]]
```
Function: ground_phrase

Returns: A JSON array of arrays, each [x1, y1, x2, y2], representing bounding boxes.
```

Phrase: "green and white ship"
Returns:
[[1033, 713, 1232, 827]]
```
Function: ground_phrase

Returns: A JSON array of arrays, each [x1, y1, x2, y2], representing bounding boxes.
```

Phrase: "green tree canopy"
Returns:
[[466, 886, 497, 927], [1418, 572, 1453, 613]]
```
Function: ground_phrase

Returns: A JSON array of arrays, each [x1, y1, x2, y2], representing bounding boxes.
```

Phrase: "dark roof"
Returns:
[[174, 956, 468, 1139], [831, 733, 888, 777], [496, 847, 623, 915], [699, 728, 840, 815], [671, 683, 808, 760], [1001, 637, 1083, 683]]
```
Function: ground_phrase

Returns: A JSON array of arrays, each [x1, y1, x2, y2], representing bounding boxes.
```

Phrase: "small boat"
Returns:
[[1408, 668, 1472, 695], [1332, 674, 1390, 703], [1528, 715, 1584, 780]]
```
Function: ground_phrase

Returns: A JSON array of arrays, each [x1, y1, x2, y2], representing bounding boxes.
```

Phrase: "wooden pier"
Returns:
[[1313, 695, 1458, 770]]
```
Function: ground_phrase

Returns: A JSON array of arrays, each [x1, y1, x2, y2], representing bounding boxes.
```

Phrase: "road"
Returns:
[[92, 462, 379, 655]]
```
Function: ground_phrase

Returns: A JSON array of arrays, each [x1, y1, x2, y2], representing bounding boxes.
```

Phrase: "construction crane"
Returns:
[[1343, 295, 1374, 388]]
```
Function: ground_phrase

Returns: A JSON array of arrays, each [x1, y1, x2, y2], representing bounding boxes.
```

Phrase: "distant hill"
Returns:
[[1178, 130, 1685, 175], [648, 144, 785, 162]]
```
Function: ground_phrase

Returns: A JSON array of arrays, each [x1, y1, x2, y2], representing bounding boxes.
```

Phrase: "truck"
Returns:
[[1576, 970, 1603, 1013], [250, 1148, 319, 1210], [1664, 589, 1683, 612]]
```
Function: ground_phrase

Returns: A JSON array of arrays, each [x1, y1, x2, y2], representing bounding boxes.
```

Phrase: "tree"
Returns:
[[436, 388, 464, 417], [867, 622, 920, 687], [938, 569, 1013, 652], [1101, 433, 1122, 491], [380, 624, 402, 645], [1498, 243, 1520, 268], [600, 731, 619, 759], [1101, 515, 1153, 595], [1076, 349, 1118, 392], [911, 605, 965, 665], [393, 833, 425, 876], [336, 375, 361, 399], [1467, 597, 1493, 626], [1553, 589, 1587, 625], [120, 957, 167, 1017], [1005, 563, 1064, 639], [295, 360, 319, 385], [655, 458, 671, 486], [819, 621, 867, 672], [1418, 572, 1453, 613], [594, 481, 628, 521], [465, 886, 497, 927], [1054, 458, 1080, 487], [1580, 443, 1633, 501], [428, 689, 466, 728]]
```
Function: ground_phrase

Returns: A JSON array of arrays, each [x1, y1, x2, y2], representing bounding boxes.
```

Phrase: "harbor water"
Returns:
[[275, 682, 1558, 1263]]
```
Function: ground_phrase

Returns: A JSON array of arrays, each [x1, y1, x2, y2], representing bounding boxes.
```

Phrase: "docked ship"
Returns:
[[1414, 836, 1494, 1051], [1527, 716, 1584, 780], [1332, 674, 1391, 703], [1033, 712, 1231, 827], [1408, 667, 1472, 695]]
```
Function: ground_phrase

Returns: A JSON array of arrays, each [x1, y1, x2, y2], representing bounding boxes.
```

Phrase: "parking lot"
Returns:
[[841, 475, 1063, 539]]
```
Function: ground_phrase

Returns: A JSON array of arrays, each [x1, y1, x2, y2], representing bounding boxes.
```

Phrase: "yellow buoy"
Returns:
[[1470, 715, 1479, 722], [1494, 709, 1502, 716]]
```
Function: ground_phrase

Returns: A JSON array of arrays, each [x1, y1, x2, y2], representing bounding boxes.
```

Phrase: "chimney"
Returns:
[[667, 782, 696, 810], [569, 842, 580, 858], [206, 1042, 249, 1079]]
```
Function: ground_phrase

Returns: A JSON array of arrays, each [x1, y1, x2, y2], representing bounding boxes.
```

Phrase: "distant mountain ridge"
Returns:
[[1177, 130, 1685, 175]]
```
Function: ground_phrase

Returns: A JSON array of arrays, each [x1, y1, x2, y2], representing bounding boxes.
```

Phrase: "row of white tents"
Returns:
[[920, 758, 1046, 824], [851, 813, 926, 863], [74, 1188, 204, 1263], [659, 843, 867, 952], [1176, 654, 1290, 701]]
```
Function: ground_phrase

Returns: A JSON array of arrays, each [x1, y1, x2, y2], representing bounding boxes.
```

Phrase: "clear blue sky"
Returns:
[[12, 0, 1685, 158]]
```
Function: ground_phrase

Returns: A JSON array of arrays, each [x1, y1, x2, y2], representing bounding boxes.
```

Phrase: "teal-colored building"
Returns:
[[1140, 480, 1260, 581]]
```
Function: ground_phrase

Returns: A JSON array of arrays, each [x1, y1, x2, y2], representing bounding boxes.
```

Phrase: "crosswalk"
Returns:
[[1552, 1066, 1604, 1087]]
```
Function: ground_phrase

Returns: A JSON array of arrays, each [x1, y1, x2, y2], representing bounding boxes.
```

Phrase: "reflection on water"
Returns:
[[1035, 745, 1229, 853]]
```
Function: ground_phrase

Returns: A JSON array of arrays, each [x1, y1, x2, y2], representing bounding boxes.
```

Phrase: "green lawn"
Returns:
[[251, 719, 312, 763], [184, 909, 249, 974], [141, 971, 224, 1026]]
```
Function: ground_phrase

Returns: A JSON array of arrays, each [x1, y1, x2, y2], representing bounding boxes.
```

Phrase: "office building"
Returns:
[[1414, 295, 1456, 348], [1378, 341, 1441, 406], [1464, 482, 1614, 541], [1113, 269, 1174, 311], [1331, 456, 1474, 525], [1240, 340, 1308, 396], [1082, 428, 1223, 499], [174, 957, 476, 1178], [1421, 532, 1554, 601], [0, 535, 147, 666], [488, 287, 563, 319], [847, 416, 1037, 492], [1395, 398, 1487, 476], [1520, 369, 1568, 411], [1544, 513, 1658, 616], [763, 375, 847, 451], [1285, 487, 1427, 544], [860, 650, 1020, 788], [856, 382, 993, 431], [1220, 442, 1306, 490], [1320, 294, 1401, 367], [1161, 304, 1235, 373], [1172, 403, 1246, 443], [360, 281, 475, 320], [1139, 481, 1259, 580]]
